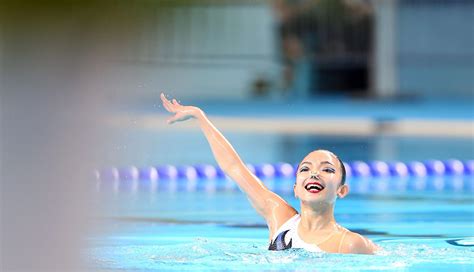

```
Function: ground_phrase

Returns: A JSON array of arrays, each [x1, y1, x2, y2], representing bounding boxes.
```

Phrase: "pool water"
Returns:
[[87, 175, 474, 271]]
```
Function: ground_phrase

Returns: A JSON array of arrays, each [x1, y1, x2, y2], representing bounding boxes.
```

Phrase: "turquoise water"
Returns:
[[88, 176, 474, 271]]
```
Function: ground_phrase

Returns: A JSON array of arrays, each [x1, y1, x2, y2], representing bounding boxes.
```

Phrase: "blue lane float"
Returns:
[[464, 160, 474, 175], [274, 162, 295, 178], [255, 163, 276, 179], [424, 160, 446, 176], [118, 166, 139, 181], [215, 167, 226, 178], [139, 166, 159, 181], [156, 165, 178, 180], [350, 161, 371, 177], [444, 159, 464, 175], [388, 162, 409, 177], [97, 160, 473, 185], [368, 161, 390, 177], [177, 165, 198, 180], [195, 164, 218, 179], [407, 161, 428, 177]]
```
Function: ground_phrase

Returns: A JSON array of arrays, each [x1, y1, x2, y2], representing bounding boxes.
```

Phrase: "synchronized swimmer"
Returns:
[[161, 93, 378, 254]]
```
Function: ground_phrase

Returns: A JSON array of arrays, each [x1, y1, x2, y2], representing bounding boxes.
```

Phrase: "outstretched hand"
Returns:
[[160, 93, 202, 124]]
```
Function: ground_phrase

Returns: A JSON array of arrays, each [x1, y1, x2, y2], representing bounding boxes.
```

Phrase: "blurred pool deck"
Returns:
[[180, 97, 474, 120], [118, 97, 474, 138]]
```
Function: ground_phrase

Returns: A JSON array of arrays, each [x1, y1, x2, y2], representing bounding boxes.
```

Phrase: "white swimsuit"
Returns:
[[268, 214, 323, 252]]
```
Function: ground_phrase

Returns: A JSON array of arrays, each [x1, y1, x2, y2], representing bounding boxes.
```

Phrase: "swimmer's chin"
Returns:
[[298, 193, 330, 204]]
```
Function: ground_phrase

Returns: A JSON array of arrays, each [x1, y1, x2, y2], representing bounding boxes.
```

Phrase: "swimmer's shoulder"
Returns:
[[268, 208, 298, 240], [339, 230, 379, 255]]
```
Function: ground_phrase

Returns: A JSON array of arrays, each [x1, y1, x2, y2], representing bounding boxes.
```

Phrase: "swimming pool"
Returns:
[[88, 174, 473, 271]]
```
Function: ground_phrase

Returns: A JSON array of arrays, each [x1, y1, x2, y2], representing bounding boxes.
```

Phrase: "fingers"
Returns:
[[166, 116, 176, 125], [161, 93, 180, 125], [162, 100, 171, 112], [166, 114, 181, 125], [160, 92, 167, 102], [160, 92, 174, 112]]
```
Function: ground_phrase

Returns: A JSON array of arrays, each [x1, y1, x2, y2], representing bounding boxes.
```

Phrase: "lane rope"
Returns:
[[96, 160, 473, 182]]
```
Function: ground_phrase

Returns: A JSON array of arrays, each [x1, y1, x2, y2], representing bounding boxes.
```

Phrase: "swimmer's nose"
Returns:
[[310, 171, 320, 179]]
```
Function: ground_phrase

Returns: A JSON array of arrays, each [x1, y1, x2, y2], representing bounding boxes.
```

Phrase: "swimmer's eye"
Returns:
[[299, 167, 309, 172], [323, 168, 335, 173]]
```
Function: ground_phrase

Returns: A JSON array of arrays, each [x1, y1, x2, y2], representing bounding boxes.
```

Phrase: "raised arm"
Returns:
[[160, 93, 297, 237]]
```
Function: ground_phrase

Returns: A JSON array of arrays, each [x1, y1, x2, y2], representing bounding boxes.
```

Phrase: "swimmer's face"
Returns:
[[293, 150, 349, 204]]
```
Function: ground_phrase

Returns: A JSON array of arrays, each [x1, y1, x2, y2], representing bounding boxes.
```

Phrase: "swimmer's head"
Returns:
[[293, 149, 349, 204]]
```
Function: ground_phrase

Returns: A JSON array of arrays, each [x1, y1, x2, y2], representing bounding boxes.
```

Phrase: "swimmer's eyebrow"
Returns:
[[298, 161, 312, 169], [299, 161, 335, 169]]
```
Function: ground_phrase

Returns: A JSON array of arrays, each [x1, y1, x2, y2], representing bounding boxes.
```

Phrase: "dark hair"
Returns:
[[337, 157, 346, 186]]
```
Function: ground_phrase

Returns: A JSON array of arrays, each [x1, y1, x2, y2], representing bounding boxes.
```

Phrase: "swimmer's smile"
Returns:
[[304, 180, 325, 193]]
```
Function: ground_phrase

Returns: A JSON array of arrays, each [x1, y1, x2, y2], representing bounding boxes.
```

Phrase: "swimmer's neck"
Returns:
[[299, 202, 337, 232]]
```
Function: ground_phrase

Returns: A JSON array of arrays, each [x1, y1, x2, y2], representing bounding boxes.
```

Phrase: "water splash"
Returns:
[[87, 237, 474, 271]]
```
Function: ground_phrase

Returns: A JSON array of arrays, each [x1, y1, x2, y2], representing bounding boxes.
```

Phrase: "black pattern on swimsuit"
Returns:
[[268, 229, 293, 250]]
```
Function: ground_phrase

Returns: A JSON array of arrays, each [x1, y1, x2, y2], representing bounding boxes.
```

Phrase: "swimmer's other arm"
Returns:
[[160, 93, 296, 237]]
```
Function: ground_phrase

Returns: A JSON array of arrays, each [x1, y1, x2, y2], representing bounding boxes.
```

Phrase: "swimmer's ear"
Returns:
[[293, 183, 298, 199], [337, 184, 349, 198]]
